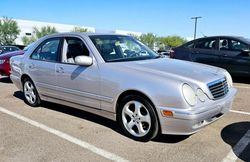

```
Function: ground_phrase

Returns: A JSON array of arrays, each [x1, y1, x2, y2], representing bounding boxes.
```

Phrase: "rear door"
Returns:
[[191, 37, 220, 66], [28, 38, 62, 97], [219, 38, 250, 76]]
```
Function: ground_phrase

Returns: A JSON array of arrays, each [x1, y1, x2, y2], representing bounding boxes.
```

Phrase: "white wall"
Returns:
[[1, 18, 142, 45], [14, 19, 95, 45]]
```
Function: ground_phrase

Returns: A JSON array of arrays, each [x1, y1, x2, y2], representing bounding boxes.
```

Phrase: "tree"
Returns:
[[158, 36, 186, 47], [0, 17, 20, 45], [22, 26, 58, 45], [128, 33, 140, 40], [139, 33, 157, 49], [71, 26, 88, 32]]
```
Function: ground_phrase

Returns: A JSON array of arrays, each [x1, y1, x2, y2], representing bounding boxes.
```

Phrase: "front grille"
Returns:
[[208, 78, 229, 100]]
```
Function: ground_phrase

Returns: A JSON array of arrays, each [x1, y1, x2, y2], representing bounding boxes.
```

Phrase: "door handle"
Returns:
[[28, 63, 35, 69], [56, 67, 64, 73]]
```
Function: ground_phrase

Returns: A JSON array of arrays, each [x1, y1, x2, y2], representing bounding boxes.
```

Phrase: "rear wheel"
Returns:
[[117, 95, 159, 141], [23, 78, 41, 107]]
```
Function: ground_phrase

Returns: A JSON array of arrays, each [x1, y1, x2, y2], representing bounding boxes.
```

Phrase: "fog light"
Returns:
[[162, 110, 173, 117]]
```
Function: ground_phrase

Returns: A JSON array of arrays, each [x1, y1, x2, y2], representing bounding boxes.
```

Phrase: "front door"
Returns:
[[55, 37, 101, 109], [218, 38, 250, 76]]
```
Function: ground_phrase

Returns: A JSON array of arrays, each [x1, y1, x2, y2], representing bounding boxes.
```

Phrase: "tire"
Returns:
[[23, 78, 41, 107], [117, 94, 159, 142]]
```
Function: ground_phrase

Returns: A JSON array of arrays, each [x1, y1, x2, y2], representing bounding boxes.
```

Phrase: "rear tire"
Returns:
[[23, 78, 41, 107], [117, 94, 159, 142]]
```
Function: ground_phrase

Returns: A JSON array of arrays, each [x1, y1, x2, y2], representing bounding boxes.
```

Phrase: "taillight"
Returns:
[[169, 49, 175, 58]]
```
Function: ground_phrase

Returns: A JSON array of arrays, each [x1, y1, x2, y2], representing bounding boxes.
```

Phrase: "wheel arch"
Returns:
[[21, 74, 32, 83], [20, 74, 35, 90], [116, 90, 160, 124], [115, 89, 162, 138]]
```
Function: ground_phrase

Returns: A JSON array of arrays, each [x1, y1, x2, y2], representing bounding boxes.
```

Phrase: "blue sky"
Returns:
[[0, 0, 249, 38]]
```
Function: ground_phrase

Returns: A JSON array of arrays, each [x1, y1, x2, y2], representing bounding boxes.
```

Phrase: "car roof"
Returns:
[[193, 36, 250, 44], [45, 32, 131, 38]]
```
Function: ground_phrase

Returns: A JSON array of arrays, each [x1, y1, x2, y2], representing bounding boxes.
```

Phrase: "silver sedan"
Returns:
[[10, 33, 237, 141]]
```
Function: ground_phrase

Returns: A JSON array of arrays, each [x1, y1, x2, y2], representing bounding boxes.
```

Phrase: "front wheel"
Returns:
[[117, 95, 159, 141], [23, 78, 41, 107]]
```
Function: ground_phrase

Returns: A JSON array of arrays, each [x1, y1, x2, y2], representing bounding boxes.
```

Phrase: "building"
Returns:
[[1, 18, 142, 45], [14, 19, 95, 45]]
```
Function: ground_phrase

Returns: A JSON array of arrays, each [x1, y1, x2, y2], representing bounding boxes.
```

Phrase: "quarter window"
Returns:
[[31, 39, 60, 62]]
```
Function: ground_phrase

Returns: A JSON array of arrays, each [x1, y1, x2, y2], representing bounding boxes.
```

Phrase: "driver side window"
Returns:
[[61, 37, 89, 64], [229, 40, 248, 51]]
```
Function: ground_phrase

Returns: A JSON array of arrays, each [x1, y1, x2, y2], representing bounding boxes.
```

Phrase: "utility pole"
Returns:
[[191, 16, 202, 40]]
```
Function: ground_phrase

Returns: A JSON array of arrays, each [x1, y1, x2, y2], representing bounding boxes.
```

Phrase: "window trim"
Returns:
[[29, 37, 63, 63]]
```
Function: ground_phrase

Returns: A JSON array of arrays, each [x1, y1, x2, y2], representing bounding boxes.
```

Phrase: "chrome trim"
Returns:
[[37, 82, 113, 103]]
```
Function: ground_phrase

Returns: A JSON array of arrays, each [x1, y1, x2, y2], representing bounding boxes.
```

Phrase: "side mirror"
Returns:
[[75, 56, 93, 66]]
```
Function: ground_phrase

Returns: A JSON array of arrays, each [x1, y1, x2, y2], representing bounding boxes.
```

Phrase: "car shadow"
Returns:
[[13, 90, 188, 143], [152, 134, 190, 143], [221, 122, 250, 162], [232, 76, 250, 84], [0, 76, 12, 84]]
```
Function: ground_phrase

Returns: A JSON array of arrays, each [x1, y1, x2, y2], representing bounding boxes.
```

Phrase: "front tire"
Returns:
[[23, 78, 41, 107], [117, 95, 159, 142]]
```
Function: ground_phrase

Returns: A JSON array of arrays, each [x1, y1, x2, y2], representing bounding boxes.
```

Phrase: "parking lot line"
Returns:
[[230, 110, 250, 116], [221, 129, 250, 162], [0, 106, 129, 162]]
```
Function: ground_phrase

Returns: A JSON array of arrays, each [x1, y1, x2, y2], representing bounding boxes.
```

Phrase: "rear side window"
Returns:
[[195, 39, 217, 49], [31, 38, 60, 62]]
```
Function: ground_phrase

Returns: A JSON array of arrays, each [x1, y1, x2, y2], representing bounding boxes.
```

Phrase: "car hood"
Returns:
[[0, 50, 25, 59], [117, 58, 224, 84]]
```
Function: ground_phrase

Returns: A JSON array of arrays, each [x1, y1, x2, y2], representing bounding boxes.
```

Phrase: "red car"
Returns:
[[0, 50, 25, 76]]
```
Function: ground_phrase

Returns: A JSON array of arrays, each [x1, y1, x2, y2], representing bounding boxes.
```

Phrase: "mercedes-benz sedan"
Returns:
[[10, 33, 237, 141]]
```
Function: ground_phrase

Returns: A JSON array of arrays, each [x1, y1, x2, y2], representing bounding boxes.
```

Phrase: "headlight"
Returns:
[[182, 84, 197, 106], [223, 70, 233, 87], [0, 59, 5, 64], [197, 89, 207, 102]]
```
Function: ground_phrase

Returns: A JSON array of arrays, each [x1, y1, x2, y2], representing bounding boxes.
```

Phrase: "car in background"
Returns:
[[0, 50, 25, 76], [171, 36, 250, 77], [0, 44, 32, 77], [0, 45, 20, 55], [10, 33, 236, 141]]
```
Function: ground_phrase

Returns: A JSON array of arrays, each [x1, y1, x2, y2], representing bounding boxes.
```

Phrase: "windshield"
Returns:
[[89, 35, 159, 62]]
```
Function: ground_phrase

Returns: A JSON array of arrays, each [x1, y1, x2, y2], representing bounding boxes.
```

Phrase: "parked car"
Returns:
[[10, 33, 237, 141], [171, 36, 250, 77], [0, 50, 25, 76], [0, 45, 20, 55]]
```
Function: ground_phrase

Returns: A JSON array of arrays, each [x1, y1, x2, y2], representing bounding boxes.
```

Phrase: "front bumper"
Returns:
[[157, 87, 237, 135]]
